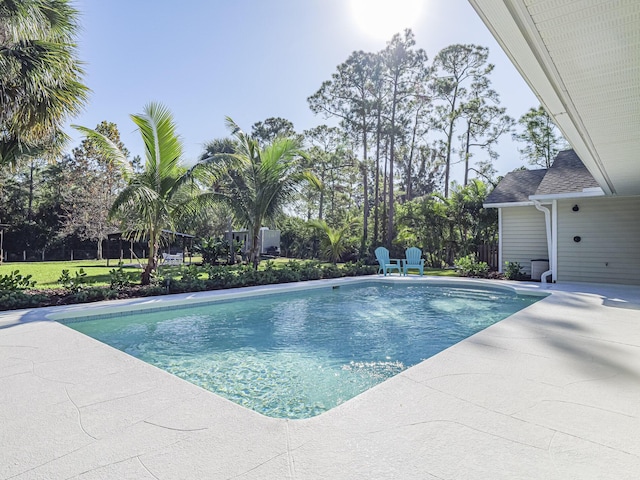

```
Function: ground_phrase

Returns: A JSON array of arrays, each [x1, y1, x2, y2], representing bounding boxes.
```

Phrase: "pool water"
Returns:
[[64, 283, 540, 419]]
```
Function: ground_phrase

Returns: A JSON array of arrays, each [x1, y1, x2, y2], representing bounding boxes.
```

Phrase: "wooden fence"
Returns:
[[475, 243, 499, 270]]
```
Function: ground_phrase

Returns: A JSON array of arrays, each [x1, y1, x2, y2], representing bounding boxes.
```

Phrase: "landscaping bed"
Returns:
[[0, 261, 378, 311]]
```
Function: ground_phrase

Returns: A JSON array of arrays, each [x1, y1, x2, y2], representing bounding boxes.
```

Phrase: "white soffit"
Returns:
[[468, 0, 640, 196]]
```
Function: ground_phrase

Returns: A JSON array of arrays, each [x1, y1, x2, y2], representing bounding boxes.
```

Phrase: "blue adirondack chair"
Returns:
[[403, 247, 425, 276], [374, 246, 402, 276]]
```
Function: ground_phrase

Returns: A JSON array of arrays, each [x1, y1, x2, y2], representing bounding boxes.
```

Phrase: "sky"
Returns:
[[66, 0, 540, 183]]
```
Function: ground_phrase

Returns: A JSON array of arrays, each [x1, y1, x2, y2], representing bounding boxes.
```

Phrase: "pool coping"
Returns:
[[45, 275, 550, 323], [2, 275, 640, 479]]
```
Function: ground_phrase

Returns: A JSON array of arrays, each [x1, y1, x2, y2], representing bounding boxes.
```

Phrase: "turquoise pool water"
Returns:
[[64, 282, 540, 419]]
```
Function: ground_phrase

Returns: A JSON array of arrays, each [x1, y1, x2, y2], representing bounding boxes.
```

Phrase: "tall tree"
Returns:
[[458, 76, 514, 185], [202, 118, 317, 269], [308, 50, 380, 257], [432, 44, 492, 197], [513, 105, 568, 168], [74, 103, 209, 284], [302, 125, 354, 223], [0, 157, 66, 258], [401, 84, 434, 201], [61, 121, 130, 259], [251, 117, 297, 145], [0, 0, 89, 166], [379, 30, 429, 247]]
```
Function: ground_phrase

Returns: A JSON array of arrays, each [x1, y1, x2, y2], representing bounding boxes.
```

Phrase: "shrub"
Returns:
[[300, 261, 322, 280], [273, 268, 300, 283], [320, 264, 341, 279], [69, 286, 113, 304], [504, 261, 525, 280], [341, 260, 377, 277], [0, 256, 379, 311], [109, 264, 132, 290], [198, 237, 229, 266], [180, 265, 203, 282], [455, 255, 489, 278], [0, 291, 48, 310], [205, 265, 236, 288], [58, 268, 88, 293], [0, 270, 36, 291]]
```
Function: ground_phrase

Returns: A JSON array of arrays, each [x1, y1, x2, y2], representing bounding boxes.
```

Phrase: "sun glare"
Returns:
[[349, 0, 424, 41]]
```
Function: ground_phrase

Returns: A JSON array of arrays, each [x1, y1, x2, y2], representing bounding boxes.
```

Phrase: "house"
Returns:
[[468, 1, 639, 199], [228, 227, 280, 256], [485, 150, 640, 285], [469, 1, 639, 285]]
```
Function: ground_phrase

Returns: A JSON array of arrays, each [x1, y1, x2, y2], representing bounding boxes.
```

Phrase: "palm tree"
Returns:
[[202, 117, 317, 269], [0, 0, 89, 166], [308, 219, 358, 264], [74, 103, 208, 285]]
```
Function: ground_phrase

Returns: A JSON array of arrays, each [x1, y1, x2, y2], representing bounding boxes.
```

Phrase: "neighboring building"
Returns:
[[229, 227, 280, 256], [485, 150, 640, 285]]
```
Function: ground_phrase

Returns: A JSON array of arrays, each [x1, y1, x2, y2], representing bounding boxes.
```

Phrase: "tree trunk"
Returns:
[[406, 105, 421, 201], [464, 120, 471, 186], [141, 233, 158, 286], [227, 217, 235, 265], [386, 74, 399, 249], [250, 224, 261, 270], [27, 159, 35, 222], [444, 85, 460, 198], [374, 109, 382, 246], [360, 110, 369, 259], [318, 170, 326, 220], [381, 143, 388, 245]]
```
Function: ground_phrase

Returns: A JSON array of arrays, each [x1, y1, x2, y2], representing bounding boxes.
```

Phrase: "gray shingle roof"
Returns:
[[485, 150, 599, 204], [535, 149, 600, 195], [485, 169, 547, 204]]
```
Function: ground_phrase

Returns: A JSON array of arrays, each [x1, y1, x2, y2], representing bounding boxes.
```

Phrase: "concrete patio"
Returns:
[[1, 277, 639, 479]]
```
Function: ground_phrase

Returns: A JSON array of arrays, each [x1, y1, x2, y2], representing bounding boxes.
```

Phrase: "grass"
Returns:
[[0, 258, 458, 289], [423, 267, 459, 277], [0, 260, 144, 288]]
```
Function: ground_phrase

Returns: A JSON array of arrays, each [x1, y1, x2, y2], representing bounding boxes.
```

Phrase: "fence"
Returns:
[[2, 249, 100, 263], [475, 243, 499, 270], [1, 240, 148, 264]]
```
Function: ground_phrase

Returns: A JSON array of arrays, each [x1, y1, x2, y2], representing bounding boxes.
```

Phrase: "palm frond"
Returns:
[[130, 102, 183, 187]]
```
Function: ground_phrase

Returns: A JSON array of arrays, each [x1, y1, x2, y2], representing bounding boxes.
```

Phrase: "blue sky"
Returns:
[[67, 0, 539, 181]]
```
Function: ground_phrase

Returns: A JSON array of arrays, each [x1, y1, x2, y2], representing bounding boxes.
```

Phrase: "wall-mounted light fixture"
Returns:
[[573, 236, 581, 243], [572, 204, 579, 212]]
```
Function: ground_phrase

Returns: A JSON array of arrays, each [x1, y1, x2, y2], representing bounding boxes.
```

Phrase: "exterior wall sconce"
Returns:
[[574, 236, 581, 242], [572, 204, 579, 211]]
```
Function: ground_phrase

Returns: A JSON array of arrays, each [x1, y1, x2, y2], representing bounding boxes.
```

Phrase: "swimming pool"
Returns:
[[62, 281, 541, 419]]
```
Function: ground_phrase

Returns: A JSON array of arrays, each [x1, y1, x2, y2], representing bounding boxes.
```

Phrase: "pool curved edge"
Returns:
[[41, 275, 550, 323]]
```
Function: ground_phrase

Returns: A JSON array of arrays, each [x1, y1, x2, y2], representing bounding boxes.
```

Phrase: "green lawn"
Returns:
[[422, 267, 458, 277], [0, 260, 145, 288], [0, 258, 457, 289]]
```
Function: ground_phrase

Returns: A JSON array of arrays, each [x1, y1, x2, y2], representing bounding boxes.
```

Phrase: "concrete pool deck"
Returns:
[[1, 276, 639, 479]]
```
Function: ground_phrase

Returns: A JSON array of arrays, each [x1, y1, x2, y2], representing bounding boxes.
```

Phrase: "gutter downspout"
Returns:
[[498, 208, 503, 273], [533, 200, 554, 283]]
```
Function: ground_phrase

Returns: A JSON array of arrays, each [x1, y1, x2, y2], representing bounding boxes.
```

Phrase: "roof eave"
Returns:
[[529, 188, 605, 201], [483, 201, 535, 208], [467, 0, 616, 196]]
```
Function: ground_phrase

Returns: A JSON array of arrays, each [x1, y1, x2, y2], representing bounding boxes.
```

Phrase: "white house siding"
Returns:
[[556, 196, 640, 285], [501, 206, 548, 275]]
